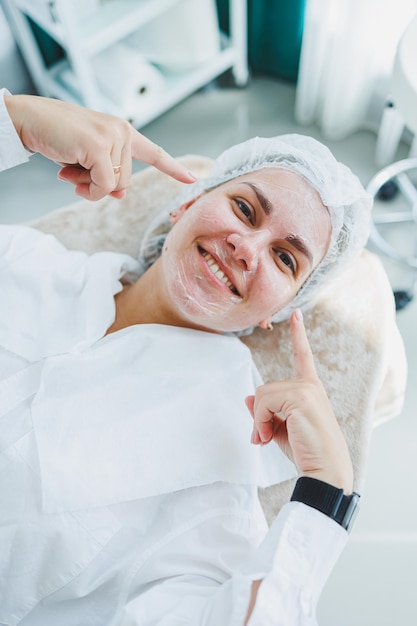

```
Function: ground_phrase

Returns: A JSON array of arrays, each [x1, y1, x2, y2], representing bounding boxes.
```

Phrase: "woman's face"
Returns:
[[159, 168, 331, 333]]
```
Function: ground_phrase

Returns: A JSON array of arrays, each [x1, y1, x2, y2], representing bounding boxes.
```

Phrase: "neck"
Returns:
[[106, 262, 158, 334], [107, 259, 204, 335]]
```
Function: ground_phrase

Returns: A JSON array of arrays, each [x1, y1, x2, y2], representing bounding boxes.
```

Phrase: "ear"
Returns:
[[258, 318, 273, 331], [170, 199, 196, 224]]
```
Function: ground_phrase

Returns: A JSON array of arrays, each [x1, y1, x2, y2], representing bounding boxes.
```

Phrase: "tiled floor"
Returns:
[[1, 76, 416, 625]]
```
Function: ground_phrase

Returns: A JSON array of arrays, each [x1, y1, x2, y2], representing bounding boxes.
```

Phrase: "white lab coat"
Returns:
[[0, 89, 348, 625]]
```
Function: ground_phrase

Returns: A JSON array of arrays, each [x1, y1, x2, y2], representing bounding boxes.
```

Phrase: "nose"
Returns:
[[226, 232, 266, 271]]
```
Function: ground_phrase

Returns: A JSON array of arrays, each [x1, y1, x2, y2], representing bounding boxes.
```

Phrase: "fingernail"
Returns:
[[294, 309, 303, 322], [188, 170, 197, 181]]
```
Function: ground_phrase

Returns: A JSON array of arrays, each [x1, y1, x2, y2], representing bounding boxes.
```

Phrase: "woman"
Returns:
[[0, 91, 371, 625]]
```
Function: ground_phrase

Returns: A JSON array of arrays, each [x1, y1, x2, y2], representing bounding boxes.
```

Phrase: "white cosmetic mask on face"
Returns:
[[159, 173, 331, 334]]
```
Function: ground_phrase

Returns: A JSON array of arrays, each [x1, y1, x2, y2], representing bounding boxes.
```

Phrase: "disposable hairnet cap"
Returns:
[[140, 134, 373, 325]]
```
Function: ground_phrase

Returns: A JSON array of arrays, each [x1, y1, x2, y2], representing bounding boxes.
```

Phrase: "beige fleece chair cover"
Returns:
[[32, 155, 408, 525]]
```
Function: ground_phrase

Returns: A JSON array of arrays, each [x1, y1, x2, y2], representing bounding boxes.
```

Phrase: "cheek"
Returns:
[[254, 270, 295, 317], [189, 194, 237, 228], [171, 202, 230, 240]]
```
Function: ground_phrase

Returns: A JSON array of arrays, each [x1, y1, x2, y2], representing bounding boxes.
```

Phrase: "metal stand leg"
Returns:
[[375, 102, 405, 167]]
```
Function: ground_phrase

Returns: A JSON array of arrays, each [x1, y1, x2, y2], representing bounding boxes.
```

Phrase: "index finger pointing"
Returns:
[[290, 309, 317, 379], [130, 128, 196, 184]]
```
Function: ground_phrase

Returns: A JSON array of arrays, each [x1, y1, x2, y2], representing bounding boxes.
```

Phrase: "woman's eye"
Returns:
[[276, 250, 296, 273], [235, 199, 254, 224]]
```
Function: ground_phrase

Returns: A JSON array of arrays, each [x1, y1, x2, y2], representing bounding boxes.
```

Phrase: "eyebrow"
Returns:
[[285, 233, 313, 266], [242, 182, 273, 215], [241, 182, 314, 267]]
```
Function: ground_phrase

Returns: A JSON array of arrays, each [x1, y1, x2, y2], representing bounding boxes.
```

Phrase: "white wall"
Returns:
[[0, 6, 34, 93]]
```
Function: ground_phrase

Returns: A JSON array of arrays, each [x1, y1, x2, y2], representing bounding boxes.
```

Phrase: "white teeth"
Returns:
[[202, 251, 235, 291]]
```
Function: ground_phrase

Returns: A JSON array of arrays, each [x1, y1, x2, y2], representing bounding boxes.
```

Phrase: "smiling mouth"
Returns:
[[198, 247, 240, 296]]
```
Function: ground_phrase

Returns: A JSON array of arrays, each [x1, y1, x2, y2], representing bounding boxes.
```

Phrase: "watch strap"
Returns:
[[290, 477, 360, 532]]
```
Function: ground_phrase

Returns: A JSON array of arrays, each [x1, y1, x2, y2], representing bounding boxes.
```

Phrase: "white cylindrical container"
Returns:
[[91, 42, 165, 118]]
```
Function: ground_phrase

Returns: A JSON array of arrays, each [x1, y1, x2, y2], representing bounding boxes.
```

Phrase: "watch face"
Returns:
[[342, 493, 361, 532]]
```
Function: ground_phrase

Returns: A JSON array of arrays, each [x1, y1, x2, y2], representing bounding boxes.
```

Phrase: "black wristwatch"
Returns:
[[290, 477, 361, 532]]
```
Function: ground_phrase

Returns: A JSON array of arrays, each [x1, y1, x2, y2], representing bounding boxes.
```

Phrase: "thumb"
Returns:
[[245, 395, 255, 418]]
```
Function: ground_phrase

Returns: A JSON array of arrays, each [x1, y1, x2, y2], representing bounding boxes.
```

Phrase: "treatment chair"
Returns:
[[31, 155, 407, 524]]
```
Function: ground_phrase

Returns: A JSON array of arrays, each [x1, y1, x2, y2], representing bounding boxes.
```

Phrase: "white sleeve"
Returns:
[[122, 501, 348, 626], [245, 502, 348, 625], [0, 224, 139, 360], [201, 502, 348, 626], [0, 88, 32, 171]]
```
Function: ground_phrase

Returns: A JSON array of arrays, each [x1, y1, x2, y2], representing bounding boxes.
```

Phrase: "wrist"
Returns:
[[4, 94, 22, 137], [302, 466, 353, 495], [4, 94, 37, 155], [291, 477, 360, 532]]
